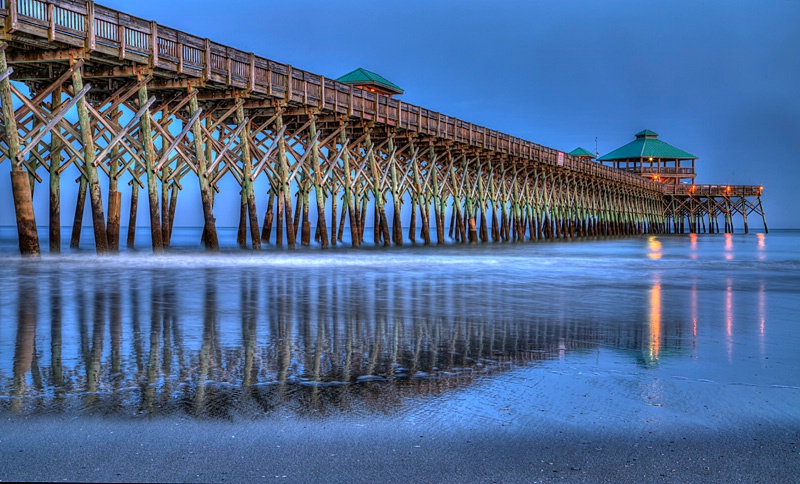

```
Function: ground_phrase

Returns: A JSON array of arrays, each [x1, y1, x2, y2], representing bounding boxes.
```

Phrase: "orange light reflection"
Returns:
[[724, 233, 734, 261], [649, 277, 662, 363], [648, 236, 662, 260]]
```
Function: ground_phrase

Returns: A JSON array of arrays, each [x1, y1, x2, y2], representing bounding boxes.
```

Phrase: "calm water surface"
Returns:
[[0, 228, 797, 433]]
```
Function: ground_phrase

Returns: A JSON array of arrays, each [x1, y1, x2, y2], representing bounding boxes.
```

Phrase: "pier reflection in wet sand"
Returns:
[[0, 232, 795, 427], [1, 262, 686, 419]]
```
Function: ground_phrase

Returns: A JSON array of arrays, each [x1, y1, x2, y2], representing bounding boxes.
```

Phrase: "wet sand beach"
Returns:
[[2, 417, 797, 483]]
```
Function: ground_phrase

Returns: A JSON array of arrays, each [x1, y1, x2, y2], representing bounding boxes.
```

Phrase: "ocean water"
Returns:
[[0, 228, 798, 435]]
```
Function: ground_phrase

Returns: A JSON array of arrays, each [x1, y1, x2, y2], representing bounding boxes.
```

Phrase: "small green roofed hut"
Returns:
[[597, 130, 697, 184], [336, 68, 404, 97], [568, 147, 596, 160]]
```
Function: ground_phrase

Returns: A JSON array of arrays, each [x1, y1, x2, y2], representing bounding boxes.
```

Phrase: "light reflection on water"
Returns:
[[0, 229, 798, 425], [648, 275, 661, 363]]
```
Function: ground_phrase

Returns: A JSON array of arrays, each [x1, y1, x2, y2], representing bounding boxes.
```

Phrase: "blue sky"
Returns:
[[3, 0, 798, 228]]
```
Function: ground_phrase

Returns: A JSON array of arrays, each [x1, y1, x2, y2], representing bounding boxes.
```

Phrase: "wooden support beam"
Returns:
[[6, 48, 85, 63], [94, 95, 155, 167], [71, 59, 108, 253], [237, 103, 260, 249], [365, 130, 390, 246], [308, 116, 329, 248], [136, 75, 164, 253], [203, 118, 247, 177], [337, 129, 358, 247], [154, 107, 202, 172], [15, 82, 91, 164], [189, 86, 219, 250], [0, 66, 12, 82]]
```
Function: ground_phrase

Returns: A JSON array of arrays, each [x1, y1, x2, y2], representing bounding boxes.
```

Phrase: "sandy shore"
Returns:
[[1, 416, 797, 483]]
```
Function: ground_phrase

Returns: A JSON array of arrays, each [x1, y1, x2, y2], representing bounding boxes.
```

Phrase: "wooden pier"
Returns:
[[662, 184, 767, 235], [0, 0, 765, 256]]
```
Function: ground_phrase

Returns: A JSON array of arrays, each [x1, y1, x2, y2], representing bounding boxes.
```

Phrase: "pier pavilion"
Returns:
[[336, 68, 404, 98], [568, 147, 596, 161], [599, 130, 766, 234], [598, 130, 696, 185]]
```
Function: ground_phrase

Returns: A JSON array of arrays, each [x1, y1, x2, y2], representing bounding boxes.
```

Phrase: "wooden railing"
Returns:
[[1, 0, 663, 193], [662, 185, 763, 197], [636, 167, 695, 175]]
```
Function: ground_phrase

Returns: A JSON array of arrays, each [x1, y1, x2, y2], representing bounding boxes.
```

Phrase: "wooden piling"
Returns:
[[330, 189, 338, 245], [340, 128, 359, 247], [308, 117, 328, 248], [10, 171, 40, 255], [388, 138, 403, 246], [237, 189, 247, 248], [48, 86, 62, 253], [1, 46, 40, 256], [262, 188, 274, 243], [366, 131, 390, 246], [237, 103, 261, 249], [126, 177, 140, 248], [106, 118, 122, 253], [107, 191, 122, 252], [449, 205, 457, 240], [429, 143, 444, 245], [72, 60, 108, 253], [160, 166, 170, 248], [70, 176, 88, 249], [189, 88, 219, 250], [337, 196, 347, 243], [411, 143, 430, 245], [168, 183, 178, 243], [293, 188, 303, 245], [409, 195, 417, 243], [359, 191, 369, 244], [274, 111, 294, 248], [136, 78, 163, 252]]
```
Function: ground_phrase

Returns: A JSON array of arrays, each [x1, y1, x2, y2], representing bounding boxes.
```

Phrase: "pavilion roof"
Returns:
[[568, 147, 595, 157], [597, 130, 697, 161], [336, 68, 404, 95]]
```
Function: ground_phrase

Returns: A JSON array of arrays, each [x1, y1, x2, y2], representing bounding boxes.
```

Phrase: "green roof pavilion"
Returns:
[[597, 130, 697, 184], [336, 68, 404, 97], [568, 147, 596, 159]]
